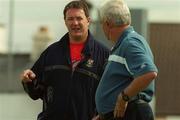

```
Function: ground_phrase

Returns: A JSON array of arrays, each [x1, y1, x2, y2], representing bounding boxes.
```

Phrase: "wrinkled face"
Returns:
[[65, 8, 90, 42]]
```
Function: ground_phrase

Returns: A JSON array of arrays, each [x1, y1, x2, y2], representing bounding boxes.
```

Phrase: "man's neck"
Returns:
[[70, 37, 87, 44], [111, 25, 129, 43], [69, 33, 88, 44], [70, 39, 86, 44]]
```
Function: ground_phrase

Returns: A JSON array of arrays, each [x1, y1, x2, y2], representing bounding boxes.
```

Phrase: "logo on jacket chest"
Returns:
[[85, 59, 94, 68]]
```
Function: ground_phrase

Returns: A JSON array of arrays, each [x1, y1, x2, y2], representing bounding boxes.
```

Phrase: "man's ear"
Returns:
[[106, 20, 113, 28], [87, 17, 91, 23], [64, 20, 68, 27]]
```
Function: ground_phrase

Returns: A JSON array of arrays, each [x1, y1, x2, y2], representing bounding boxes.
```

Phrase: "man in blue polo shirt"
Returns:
[[95, 0, 158, 120]]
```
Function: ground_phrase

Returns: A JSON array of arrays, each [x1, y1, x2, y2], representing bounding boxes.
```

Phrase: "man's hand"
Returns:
[[114, 93, 128, 118], [92, 115, 100, 120], [20, 69, 36, 83]]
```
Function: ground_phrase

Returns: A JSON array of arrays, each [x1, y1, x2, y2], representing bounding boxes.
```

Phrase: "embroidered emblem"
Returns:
[[140, 63, 147, 69], [47, 86, 54, 103], [86, 59, 94, 67]]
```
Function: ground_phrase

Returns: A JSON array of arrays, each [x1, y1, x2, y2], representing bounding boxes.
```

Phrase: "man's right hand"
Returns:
[[20, 69, 36, 83]]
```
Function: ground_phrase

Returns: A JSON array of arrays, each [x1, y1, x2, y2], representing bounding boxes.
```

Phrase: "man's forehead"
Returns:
[[66, 8, 84, 14], [66, 9, 86, 17]]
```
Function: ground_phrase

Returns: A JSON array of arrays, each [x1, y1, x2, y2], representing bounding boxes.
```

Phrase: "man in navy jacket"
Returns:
[[20, 1, 109, 120]]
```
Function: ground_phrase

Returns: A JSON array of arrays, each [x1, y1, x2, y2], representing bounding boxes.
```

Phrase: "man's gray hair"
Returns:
[[99, 0, 131, 26]]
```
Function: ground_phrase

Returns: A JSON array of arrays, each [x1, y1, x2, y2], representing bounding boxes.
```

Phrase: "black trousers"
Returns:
[[99, 99, 154, 120]]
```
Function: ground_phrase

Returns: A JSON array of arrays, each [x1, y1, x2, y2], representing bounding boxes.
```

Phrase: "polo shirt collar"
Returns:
[[111, 26, 134, 52]]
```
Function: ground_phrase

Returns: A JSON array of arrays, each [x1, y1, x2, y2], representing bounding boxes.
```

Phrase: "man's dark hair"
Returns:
[[63, 0, 89, 19]]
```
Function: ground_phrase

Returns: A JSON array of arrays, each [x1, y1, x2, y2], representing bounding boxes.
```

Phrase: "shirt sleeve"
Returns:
[[125, 39, 158, 78], [22, 52, 46, 100]]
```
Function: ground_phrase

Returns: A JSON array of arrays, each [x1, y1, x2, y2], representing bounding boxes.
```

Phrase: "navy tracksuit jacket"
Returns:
[[23, 32, 109, 120]]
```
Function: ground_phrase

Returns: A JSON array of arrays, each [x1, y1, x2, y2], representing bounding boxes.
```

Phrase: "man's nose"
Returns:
[[72, 20, 79, 25]]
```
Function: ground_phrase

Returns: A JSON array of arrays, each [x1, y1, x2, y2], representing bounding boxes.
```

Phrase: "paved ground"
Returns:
[[0, 93, 180, 120], [0, 93, 41, 120]]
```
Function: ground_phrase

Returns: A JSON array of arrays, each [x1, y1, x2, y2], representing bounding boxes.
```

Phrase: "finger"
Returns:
[[21, 70, 35, 83], [114, 106, 118, 118], [29, 72, 36, 79], [114, 110, 116, 118], [114, 110, 123, 118], [20, 75, 32, 83], [24, 78, 32, 82], [20, 72, 28, 80], [24, 70, 36, 79], [92, 115, 100, 120], [114, 105, 125, 118]]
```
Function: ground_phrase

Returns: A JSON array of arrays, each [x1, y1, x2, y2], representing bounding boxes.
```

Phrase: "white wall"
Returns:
[[90, 0, 180, 23], [0, 26, 7, 53], [0, 0, 69, 53], [0, 0, 180, 53]]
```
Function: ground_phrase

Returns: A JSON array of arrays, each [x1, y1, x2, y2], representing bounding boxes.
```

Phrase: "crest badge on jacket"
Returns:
[[86, 59, 94, 67]]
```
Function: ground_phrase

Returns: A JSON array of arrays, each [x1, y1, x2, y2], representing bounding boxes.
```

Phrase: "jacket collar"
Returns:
[[82, 31, 95, 58], [60, 30, 95, 62]]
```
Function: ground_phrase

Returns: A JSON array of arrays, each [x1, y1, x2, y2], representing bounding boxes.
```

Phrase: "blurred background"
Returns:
[[0, 0, 180, 120]]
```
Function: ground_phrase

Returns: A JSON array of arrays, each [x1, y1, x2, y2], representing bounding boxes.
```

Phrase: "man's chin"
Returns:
[[72, 34, 82, 39], [72, 33, 82, 36], [71, 35, 83, 42]]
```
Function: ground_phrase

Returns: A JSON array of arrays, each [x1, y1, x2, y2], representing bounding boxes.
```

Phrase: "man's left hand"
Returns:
[[114, 93, 128, 118], [92, 115, 100, 120]]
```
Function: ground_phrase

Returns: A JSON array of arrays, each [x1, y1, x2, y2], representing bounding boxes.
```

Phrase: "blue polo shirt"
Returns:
[[95, 26, 158, 114]]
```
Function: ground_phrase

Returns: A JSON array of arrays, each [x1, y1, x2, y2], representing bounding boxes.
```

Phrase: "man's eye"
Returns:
[[77, 17, 82, 21], [67, 18, 73, 21]]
